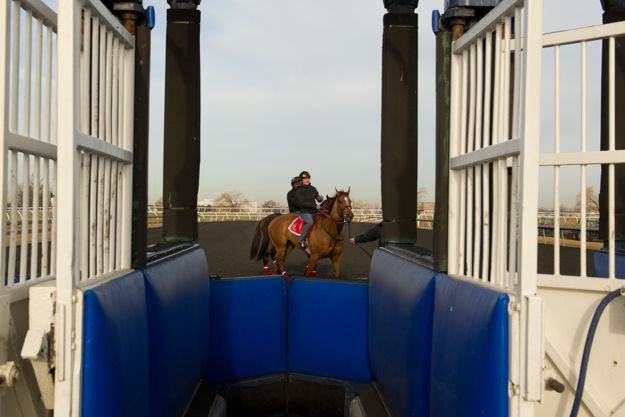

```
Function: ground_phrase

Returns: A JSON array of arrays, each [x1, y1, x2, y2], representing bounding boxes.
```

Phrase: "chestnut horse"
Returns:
[[266, 188, 354, 278]]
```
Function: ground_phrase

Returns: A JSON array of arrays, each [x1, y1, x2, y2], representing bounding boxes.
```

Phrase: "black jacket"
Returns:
[[355, 222, 382, 244], [295, 184, 320, 215], [287, 188, 300, 213]]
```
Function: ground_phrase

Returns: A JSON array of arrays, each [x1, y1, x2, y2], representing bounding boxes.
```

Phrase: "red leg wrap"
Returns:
[[263, 265, 269, 276], [312, 269, 316, 278]]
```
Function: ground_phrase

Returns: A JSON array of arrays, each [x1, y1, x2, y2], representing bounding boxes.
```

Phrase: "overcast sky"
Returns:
[[142, 0, 604, 208]]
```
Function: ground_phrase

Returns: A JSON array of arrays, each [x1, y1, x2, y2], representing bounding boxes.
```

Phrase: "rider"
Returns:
[[295, 171, 323, 248], [287, 176, 301, 214]]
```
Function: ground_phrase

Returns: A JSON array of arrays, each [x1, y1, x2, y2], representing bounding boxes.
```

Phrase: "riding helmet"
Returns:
[[291, 176, 300, 185], [299, 171, 310, 181]]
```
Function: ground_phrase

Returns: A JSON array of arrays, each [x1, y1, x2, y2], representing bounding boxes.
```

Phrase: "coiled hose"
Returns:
[[569, 287, 625, 417]]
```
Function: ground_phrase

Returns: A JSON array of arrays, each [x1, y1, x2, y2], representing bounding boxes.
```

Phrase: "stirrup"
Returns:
[[299, 241, 307, 248]]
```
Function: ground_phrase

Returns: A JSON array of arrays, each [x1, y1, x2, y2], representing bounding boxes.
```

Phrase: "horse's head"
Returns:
[[333, 187, 354, 223]]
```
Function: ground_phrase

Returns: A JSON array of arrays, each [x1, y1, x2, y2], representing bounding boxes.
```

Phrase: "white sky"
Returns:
[[138, 0, 605, 208]]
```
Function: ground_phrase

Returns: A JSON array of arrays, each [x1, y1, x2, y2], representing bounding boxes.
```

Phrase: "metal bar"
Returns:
[[467, 44, 476, 277], [115, 163, 122, 269], [44, 24, 52, 144], [31, 156, 40, 280], [10, 1, 19, 134], [512, 7, 522, 140], [454, 0, 525, 54], [35, 17, 42, 139], [117, 45, 124, 147], [89, 154, 96, 278], [7, 152, 17, 285], [103, 158, 110, 274], [491, 23, 502, 286], [109, 160, 117, 271], [451, 138, 521, 169], [580, 41, 587, 277], [120, 46, 135, 269], [542, 20, 625, 48], [459, 49, 469, 274], [538, 150, 625, 166], [447, 37, 464, 276], [105, 30, 112, 143], [0, 0, 11, 288], [75, 131, 132, 162], [6, 131, 57, 159], [474, 38, 484, 279], [112, 37, 118, 146], [20, 154, 30, 283], [554, 45, 561, 277], [609, 36, 615, 279], [98, 22, 105, 141], [81, 8, 91, 134], [91, 15, 99, 138], [81, 153, 89, 281], [483, 32, 493, 283], [508, 156, 519, 288]]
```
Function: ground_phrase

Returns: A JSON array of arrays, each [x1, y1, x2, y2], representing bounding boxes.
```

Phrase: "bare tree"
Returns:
[[417, 187, 428, 209], [13, 175, 52, 208], [351, 199, 366, 209], [574, 186, 600, 213], [155, 196, 163, 207], [215, 191, 251, 212], [262, 200, 281, 213]]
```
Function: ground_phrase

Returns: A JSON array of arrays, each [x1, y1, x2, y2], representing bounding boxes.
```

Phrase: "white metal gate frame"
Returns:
[[55, 0, 134, 414], [448, 0, 544, 416], [449, 1, 625, 416]]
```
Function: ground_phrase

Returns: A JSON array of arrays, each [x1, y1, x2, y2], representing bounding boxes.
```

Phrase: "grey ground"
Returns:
[[146, 222, 596, 279]]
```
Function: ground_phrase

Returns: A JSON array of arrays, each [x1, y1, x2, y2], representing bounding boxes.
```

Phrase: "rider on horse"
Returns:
[[295, 171, 323, 248], [287, 176, 301, 214]]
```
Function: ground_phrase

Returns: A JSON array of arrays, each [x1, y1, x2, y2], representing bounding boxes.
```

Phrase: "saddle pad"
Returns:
[[288, 216, 320, 237]]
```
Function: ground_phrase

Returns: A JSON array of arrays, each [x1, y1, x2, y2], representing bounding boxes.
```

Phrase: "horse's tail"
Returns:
[[250, 213, 281, 261], [255, 213, 281, 261]]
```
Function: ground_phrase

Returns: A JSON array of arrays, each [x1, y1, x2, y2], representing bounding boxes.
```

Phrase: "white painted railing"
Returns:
[[0, 0, 58, 303]]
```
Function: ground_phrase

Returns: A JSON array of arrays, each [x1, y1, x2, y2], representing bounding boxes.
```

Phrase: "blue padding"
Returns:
[[141, 248, 211, 417], [368, 250, 437, 417], [288, 278, 372, 383], [203, 277, 287, 383], [82, 270, 148, 417], [431, 273, 509, 417], [593, 248, 625, 278]]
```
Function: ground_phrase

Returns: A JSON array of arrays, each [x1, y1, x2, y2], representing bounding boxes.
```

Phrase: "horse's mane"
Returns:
[[321, 190, 347, 213]]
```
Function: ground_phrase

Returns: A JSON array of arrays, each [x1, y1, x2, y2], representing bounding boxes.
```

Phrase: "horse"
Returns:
[[265, 188, 354, 279], [249, 212, 281, 275]]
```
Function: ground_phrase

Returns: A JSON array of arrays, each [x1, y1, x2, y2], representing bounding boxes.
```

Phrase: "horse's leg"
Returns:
[[305, 253, 320, 277], [271, 243, 282, 275], [330, 252, 342, 279], [276, 242, 295, 277]]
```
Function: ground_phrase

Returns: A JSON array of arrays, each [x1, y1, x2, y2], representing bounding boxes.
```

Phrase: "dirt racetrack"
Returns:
[[146, 221, 597, 279]]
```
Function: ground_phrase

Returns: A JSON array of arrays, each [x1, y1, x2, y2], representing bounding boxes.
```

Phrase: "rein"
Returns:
[[348, 222, 373, 259]]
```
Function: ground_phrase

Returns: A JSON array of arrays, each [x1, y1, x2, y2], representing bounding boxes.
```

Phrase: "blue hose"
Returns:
[[569, 287, 624, 417]]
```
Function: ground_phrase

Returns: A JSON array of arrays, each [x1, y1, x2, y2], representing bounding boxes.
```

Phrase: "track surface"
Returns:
[[147, 221, 597, 279]]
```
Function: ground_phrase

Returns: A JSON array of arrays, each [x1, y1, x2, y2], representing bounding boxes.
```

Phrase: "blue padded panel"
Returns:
[[203, 277, 287, 384], [82, 270, 148, 417], [141, 248, 211, 417], [368, 250, 437, 417], [431, 273, 509, 417], [288, 278, 372, 383]]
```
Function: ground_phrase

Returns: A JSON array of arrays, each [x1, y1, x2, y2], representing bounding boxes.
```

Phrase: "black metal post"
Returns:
[[131, 25, 152, 268], [380, 12, 419, 244], [433, 29, 452, 271], [599, 8, 625, 243], [162, 7, 201, 242]]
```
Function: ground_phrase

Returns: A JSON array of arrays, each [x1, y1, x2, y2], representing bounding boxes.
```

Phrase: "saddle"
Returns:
[[288, 215, 322, 237]]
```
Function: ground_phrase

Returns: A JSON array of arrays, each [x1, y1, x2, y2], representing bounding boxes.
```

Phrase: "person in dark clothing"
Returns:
[[295, 171, 323, 248], [350, 222, 383, 245], [287, 176, 301, 214]]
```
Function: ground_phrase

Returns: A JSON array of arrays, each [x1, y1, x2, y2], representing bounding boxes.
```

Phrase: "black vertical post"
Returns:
[[380, 12, 419, 244], [599, 8, 625, 244], [162, 8, 201, 242], [131, 25, 151, 268], [433, 30, 452, 271]]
